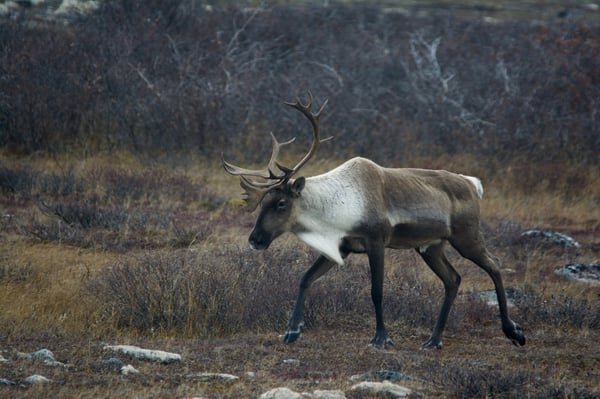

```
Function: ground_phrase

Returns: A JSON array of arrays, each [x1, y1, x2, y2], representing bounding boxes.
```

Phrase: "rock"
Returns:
[[312, 390, 346, 399], [476, 288, 516, 307], [23, 374, 52, 385], [521, 230, 580, 249], [54, 0, 99, 15], [43, 359, 70, 368], [259, 388, 347, 399], [103, 345, 181, 364], [120, 364, 140, 375], [102, 357, 126, 370], [186, 373, 240, 382], [350, 381, 411, 397], [350, 369, 416, 382], [17, 348, 55, 361], [15, 348, 69, 367], [555, 264, 600, 285], [0, 378, 16, 386], [259, 387, 304, 399], [0, 354, 8, 363]]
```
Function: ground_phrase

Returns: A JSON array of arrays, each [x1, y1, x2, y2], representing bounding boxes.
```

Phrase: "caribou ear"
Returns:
[[291, 177, 305, 197]]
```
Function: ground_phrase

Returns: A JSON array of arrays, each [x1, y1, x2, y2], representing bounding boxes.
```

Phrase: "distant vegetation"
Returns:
[[0, 0, 598, 165], [0, 3, 599, 397]]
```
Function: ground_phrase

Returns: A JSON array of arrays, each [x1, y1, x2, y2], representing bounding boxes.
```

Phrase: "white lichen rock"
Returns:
[[23, 374, 52, 385], [350, 381, 411, 397], [312, 390, 346, 399], [120, 364, 140, 375], [103, 345, 181, 364], [259, 387, 304, 399], [185, 373, 240, 382]]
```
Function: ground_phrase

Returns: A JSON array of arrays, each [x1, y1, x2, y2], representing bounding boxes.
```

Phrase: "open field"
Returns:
[[1, 1, 599, 397], [0, 152, 599, 398]]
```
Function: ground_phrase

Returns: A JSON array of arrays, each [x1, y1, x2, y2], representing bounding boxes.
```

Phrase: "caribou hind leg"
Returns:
[[283, 255, 335, 344], [450, 233, 526, 346], [417, 242, 461, 350]]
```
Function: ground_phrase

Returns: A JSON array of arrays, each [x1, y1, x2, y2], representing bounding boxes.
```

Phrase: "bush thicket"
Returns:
[[0, 1, 598, 164]]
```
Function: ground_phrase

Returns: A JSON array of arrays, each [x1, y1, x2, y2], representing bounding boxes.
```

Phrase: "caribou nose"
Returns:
[[249, 233, 269, 250]]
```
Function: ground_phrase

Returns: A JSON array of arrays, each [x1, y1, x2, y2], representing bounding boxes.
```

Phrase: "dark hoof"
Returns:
[[282, 331, 300, 344], [421, 337, 443, 350], [282, 323, 304, 344], [504, 322, 526, 346], [370, 336, 394, 349]]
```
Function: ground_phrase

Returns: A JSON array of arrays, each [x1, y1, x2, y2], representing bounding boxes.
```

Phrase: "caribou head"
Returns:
[[223, 94, 331, 250]]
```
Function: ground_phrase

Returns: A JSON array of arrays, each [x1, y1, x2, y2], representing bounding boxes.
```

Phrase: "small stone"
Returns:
[[350, 381, 411, 397], [555, 264, 600, 285], [521, 230, 580, 248], [476, 288, 516, 307], [312, 389, 346, 399], [104, 344, 181, 364], [23, 374, 52, 385], [186, 372, 240, 382], [0, 378, 16, 386], [102, 357, 126, 370], [350, 369, 416, 382], [43, 359, 70, 368], [259, 387, 302, 399], [17, 348, 56, 361], [120, 364, 140, 375]]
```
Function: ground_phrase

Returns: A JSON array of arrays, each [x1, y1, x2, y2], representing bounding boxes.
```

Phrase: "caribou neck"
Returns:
[[291, 165, 368, 265]]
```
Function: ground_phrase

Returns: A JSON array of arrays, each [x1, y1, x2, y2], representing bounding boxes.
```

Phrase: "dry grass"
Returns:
[[0, 152, 599, 398]]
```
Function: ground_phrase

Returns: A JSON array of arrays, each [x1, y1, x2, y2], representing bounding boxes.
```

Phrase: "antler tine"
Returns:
[[222, 133, 295, 179], [223, 94, 331, 211], [223, 132, 297, 211], [283, 93, 330, 176]]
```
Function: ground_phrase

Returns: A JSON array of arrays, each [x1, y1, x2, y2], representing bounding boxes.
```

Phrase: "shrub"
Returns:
[[434, 360, 533, 398], [1, 2, 598, 165], [88, 246, 303, 336], [512, 286, 600, 329], [88, 243, 456, 338]]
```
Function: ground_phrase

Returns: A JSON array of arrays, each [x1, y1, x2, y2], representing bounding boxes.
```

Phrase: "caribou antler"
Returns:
[[222, 93, 330, 211], [283, 93, 332, 176], [222, 133, 295, 180]]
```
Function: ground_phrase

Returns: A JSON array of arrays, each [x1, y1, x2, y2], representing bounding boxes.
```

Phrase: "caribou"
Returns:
[[223, 95, 525, 349]]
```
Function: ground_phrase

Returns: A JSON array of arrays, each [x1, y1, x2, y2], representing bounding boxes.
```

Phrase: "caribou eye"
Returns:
[[276, 199, 288, 211]]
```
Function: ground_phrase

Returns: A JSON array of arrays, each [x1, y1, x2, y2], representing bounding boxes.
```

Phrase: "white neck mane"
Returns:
[[293, 163, 367, 265]]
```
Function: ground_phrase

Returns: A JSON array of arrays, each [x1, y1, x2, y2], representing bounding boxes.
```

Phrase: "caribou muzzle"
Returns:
[[249, 229, 272, 250]]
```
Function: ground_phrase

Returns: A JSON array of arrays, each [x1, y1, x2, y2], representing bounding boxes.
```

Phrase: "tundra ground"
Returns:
[[0, 154, 598, 398]]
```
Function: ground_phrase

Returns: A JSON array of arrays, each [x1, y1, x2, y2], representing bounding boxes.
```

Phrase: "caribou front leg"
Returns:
[[367, 241, 394, 348], [283, 255, 335, 344]]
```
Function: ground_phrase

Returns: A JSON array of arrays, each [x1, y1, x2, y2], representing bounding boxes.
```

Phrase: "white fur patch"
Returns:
[[297, 231, 345, 265], [417, 239, 443, 253], [460, 174, 484, 199], [294, 160, 368, 265]]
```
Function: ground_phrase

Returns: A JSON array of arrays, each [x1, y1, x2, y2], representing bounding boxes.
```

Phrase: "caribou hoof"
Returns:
[[369, 335, 394, 349], [420, 337, 443, 350], [504, 322, 526, 346], [282, 323, 304, 344]]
